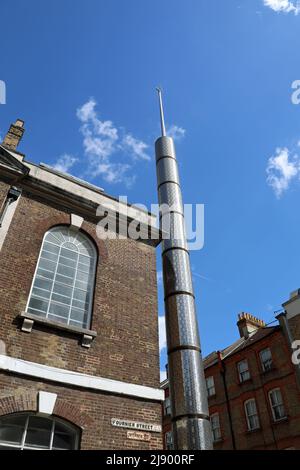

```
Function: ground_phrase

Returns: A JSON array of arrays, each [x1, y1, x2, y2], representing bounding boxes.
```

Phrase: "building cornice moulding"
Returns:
[[0, 354, 164, 402]]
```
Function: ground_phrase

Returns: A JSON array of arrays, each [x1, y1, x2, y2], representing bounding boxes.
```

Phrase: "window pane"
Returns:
[[52, 283, 73, 298], [238, 360, 248, 372], [78, 255, 91, 266], [28, 298, 48, 313], [52, 293, 72, 306], [43, 242, 60, 254], [0, 415, 27, 445], [41, 250, 59, 263], [73, 289, 89, 302], [78, 262, 90, 273], [57, 264, 76, 279], [25, 416, 52, 449], [53, 422, 75, 450], [37, 268, 55, 280], [59, 255, 77, 269], [33, 277, 52, 291], [55, 273, 73, 286], [61, 247, 78, 260], [49, 302, 69, 319], [32, 287, 51, 300], [39, 258, 56, 273], [70, 308, 85, 324]]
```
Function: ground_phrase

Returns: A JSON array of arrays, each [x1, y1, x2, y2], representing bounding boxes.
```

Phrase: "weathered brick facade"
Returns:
[[0, 129, 163, 450]]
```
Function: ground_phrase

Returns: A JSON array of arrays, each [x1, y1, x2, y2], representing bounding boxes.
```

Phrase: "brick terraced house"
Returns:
[[0, 120, 164, 450], [162, 292, 300, 450]]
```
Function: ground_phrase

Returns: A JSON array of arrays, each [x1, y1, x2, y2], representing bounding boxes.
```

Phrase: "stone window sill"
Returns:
[[238, 378, 253, 386], [246, 427, 261, 434], [19, 311, 97, 348], [271, 416, 289, 426]]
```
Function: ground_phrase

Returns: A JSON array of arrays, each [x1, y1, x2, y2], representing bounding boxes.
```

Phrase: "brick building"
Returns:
[[0, 120, 164, 450], [162, 291, 300, 450]]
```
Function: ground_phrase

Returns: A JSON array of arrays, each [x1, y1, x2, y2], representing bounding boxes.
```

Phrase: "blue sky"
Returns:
[[1, 0, 300, 379]]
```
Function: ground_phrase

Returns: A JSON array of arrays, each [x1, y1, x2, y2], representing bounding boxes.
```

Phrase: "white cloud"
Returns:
[[53, 153, 78, 173], [266, 147, 300, 197], [159, 314, 167, 353], [76, 98, 150, 187], [263, 0, 300, 14], [157, 270, 163, 285], [167, 124, 186, 141], [122, 134, 151, 161], [160, 370, 167, 382]]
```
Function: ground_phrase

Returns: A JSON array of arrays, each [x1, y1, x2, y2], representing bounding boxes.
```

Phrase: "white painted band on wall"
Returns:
[[0, 194, 20, 251], [0, 354, 164, 402]]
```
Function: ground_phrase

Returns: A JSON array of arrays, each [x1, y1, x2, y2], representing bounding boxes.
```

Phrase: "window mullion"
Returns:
[[67, 251, 80, 326], [20, 415, 29, 450], [49, 419, 55, 450], [47, 244, 63, 319]]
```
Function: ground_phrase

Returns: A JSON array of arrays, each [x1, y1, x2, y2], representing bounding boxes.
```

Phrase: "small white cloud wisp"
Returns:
[[159, 314, 167, 353], [266, 147, 300, 198], [167, 124, 186, 141], [263, 0, 300, 14], [53, 154, 78, 173]]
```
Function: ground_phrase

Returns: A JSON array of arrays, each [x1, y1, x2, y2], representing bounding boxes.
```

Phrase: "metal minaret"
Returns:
[[155, 88, 212, 450]]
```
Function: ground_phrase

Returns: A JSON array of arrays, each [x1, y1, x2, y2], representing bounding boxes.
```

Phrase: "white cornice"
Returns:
[[0, 354, 164, 402]]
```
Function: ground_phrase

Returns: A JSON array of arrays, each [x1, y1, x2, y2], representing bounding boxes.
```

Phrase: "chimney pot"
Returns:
[[237, 312, 266, 338]]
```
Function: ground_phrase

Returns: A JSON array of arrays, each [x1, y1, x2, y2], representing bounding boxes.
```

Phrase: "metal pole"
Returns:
[[155, 88, 212, 450]]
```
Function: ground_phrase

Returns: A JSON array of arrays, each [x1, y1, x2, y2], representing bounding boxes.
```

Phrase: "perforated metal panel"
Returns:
[[155, 135, 212, 450]]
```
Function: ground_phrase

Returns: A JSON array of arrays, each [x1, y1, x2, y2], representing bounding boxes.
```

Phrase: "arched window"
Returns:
[[0, 413, 79, 450], [26, 226, 97, 329]]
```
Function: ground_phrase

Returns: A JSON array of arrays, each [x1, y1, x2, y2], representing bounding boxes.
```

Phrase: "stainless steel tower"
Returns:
[[155, 89, 213, 450]]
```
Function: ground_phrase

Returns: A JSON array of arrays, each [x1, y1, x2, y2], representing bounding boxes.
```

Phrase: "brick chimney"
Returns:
[[2, 119, 25, 151], [237, 312, 266, 338]]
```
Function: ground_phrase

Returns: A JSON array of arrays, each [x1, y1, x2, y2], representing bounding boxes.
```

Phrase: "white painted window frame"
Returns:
[[210, 413, 221, 442], [269, 388, 286, 421], [244, 398, 260, 431], [237, 359, 251, 382], [259, 347, 273, 372], [0, 413, 80, 450], [25, 226, 97, 330], [206, 376, 216, 397]]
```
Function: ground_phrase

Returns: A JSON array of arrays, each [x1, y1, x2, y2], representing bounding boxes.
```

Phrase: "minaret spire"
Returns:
[[154, 89, 212, 450], [156, 87, 167, 137]]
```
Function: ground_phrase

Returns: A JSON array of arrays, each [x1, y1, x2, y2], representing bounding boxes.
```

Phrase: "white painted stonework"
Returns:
[[0, 354, 164, 402], [0, 196, 20, 251], [38, 391, 57, 415], [70, 213, 84, 230]]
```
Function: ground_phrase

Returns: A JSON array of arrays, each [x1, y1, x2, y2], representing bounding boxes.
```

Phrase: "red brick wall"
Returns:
[[0, 189, 160, 388], [206, 330, 300, 450], [0, 374, 163, 449]]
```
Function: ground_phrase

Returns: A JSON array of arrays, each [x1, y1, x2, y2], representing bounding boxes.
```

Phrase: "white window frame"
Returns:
[[25, 226, 97, 330], [210, 413, 221, 442], [244, 398, 260, 431], [269, 388, 286, 422], [237, 359, 251, 383], [259, 348, 273, 372], [165, 431, 173, 450], [164, 396, 171, 416], [0, 413, 80, 450], [206, 376, 216, 397]]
